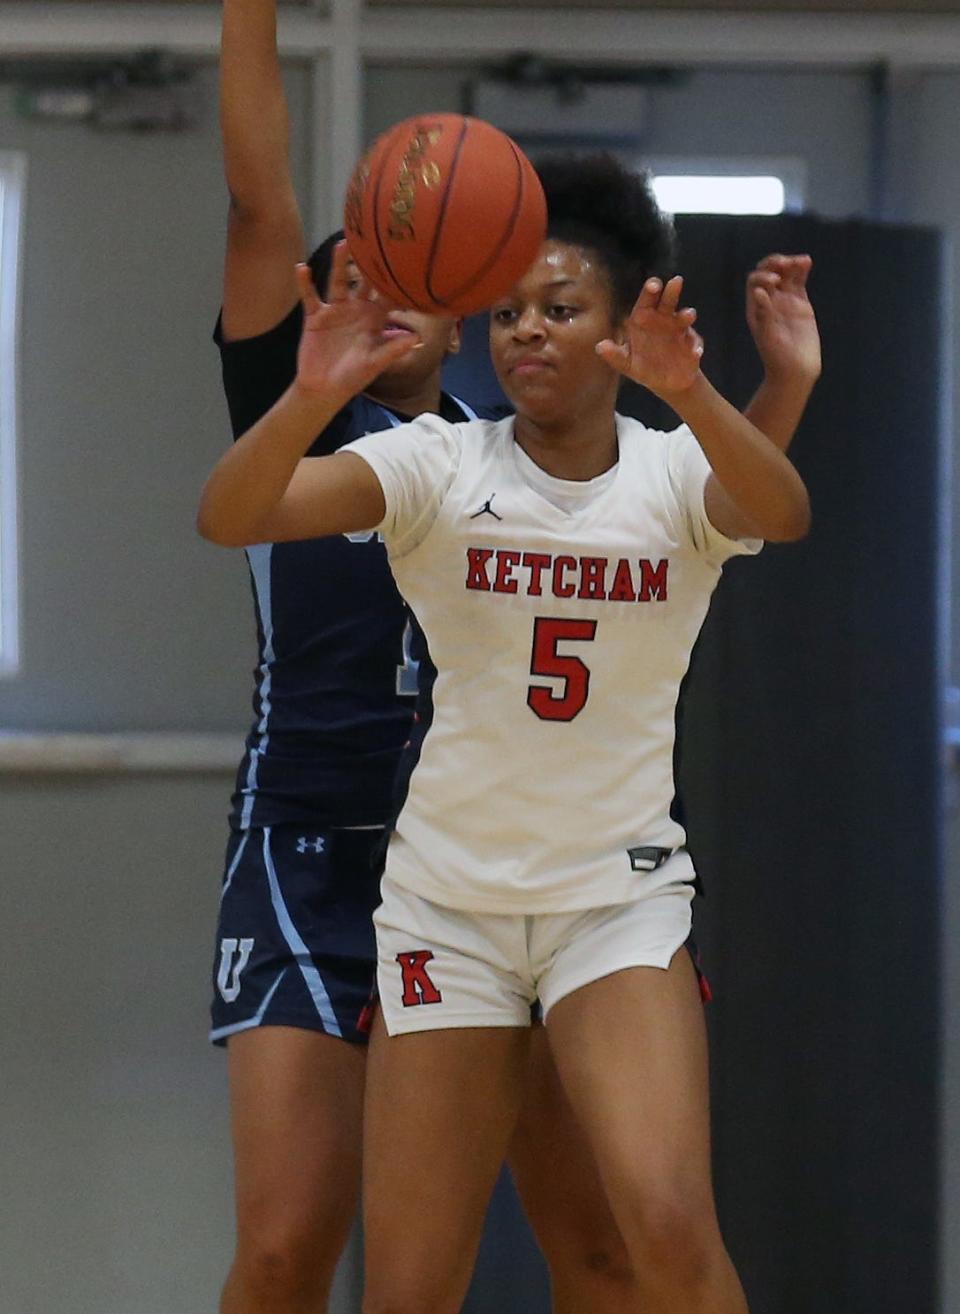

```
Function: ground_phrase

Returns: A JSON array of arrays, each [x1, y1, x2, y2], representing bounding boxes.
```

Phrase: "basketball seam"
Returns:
[[433, 141, 528, 308], [424, 117, 471, 310], [371, 131, 420, 307]]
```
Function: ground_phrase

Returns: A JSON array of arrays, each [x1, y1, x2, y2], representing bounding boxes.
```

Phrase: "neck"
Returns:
[[364, 375, 443, 419], [513, 410, 619, 481]]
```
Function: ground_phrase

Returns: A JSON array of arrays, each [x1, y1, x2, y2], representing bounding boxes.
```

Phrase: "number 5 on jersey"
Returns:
[[527, 617, 598, 721]]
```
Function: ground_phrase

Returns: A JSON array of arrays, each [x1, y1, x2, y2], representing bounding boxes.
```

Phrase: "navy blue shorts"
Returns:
[[209, 824, 383, 1047]]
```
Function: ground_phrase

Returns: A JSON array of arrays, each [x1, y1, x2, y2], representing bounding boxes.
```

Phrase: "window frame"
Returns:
[[0, 150, 26, 678]]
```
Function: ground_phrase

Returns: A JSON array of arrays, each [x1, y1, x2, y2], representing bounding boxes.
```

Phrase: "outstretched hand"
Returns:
[[294, 242, 423, 401], [747, 253, 821, 383], [596, 275, 703, 400]]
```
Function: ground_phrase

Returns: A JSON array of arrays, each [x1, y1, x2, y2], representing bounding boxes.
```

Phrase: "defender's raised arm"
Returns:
[[220, 0, 304, 340]]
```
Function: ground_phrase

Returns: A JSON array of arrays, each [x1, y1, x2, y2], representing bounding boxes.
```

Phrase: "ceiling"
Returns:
[[365, 0, 960, 8], [24, 0, 960, 8], [367, 0, 960, 8]]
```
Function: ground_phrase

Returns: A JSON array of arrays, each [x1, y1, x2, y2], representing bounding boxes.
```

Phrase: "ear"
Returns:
[[446, 318, 464, 356]]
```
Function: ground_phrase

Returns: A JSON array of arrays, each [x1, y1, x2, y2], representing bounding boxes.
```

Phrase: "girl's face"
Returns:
[[342, 256, 461, 387], [489, 240, 624, 428]]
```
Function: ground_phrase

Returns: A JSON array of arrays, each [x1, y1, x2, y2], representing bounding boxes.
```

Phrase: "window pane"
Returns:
[[652, 174, 786, 215], [0, 155, 24, 677]]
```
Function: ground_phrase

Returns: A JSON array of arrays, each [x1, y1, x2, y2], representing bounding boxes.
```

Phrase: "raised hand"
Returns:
[[747, 254, 821, 384], [294, 242, 422, 401], [596, 275, 703, 400]]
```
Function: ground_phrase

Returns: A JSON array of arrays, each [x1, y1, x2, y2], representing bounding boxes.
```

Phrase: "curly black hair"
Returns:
[[306, 228, 346, 300], [534, 153, 676, 320]]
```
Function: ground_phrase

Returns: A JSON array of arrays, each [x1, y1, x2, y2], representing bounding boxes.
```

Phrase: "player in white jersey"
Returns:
[[199, 155, 816, 1314]]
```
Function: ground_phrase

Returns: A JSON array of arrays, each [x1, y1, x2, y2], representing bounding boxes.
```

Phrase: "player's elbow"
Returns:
[[196, 509, 228, 546], [196, 500, 249, 548], [766, 488, 811, 542], [227, 188, 301, 240], [226, 192, 264, 228]]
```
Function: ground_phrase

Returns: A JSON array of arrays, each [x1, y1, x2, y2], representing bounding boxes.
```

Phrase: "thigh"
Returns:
[[228, 1024, 366, 1256], [362, 1014, 530, 1314], [210, 826, 381, 1045], [214, 825, 381, 1260], [509, 1025, 630, 1275], [546, 949, 715, 1216]]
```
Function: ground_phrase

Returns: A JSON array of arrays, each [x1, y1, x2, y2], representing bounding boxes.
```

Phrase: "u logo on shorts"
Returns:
[[217, 937, 255, 1003]]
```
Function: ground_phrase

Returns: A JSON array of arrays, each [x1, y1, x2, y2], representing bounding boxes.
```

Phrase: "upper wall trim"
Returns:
[[3, 4, 960, 67]]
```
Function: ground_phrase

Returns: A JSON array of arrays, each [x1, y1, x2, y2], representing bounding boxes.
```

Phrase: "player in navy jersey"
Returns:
[[199, 150, 818, 1314], [209, 6, 494, 1313]]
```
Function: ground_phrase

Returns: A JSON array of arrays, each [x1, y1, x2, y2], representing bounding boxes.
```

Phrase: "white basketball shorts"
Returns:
[[374, 852, 696, 1037]]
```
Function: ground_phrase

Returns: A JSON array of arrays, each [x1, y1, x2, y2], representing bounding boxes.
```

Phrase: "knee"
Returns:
[[527, 1208, 634, 1295], [631, 1196, 719, 1287], [231, 1229, 335, 1306], [580, 1240, 634, 1286], [543, 1226, 634, 1290]]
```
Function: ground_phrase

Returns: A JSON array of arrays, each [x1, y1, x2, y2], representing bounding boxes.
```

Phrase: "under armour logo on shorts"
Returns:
[[296, 835, 326, 855]]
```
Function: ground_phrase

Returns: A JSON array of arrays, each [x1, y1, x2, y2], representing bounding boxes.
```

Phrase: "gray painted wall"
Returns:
[[2, 46, 955, 1314], [0, 61, 313, 733], [1, 774, 233, 1314]]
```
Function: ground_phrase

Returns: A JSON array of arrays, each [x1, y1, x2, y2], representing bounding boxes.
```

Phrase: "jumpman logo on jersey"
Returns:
[[469, 493, 503, 521]]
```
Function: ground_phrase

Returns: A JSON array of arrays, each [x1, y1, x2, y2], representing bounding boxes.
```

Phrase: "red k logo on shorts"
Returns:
[[396, 950, 442, 1007]]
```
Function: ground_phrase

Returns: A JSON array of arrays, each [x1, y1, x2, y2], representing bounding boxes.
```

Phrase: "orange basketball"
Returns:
[[343, 113, 547, 316]]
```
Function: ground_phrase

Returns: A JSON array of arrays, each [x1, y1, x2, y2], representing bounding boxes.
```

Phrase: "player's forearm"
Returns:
[[743, 371, 817, 453], [220, 0, 294, 215], [669, 375, 811, 540], [198, 382, 347, 545]]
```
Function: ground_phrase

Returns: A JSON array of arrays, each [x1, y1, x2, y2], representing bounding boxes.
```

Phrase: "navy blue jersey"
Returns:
[[215, 304, 504, 830]]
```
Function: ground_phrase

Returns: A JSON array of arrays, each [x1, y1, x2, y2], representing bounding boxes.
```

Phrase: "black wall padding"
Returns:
[[451, 214, 945, 1314], [623, 214, 944, 1314]]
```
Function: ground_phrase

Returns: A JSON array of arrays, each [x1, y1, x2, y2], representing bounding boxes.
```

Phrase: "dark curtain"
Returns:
[[450, 214, 945, 1314]]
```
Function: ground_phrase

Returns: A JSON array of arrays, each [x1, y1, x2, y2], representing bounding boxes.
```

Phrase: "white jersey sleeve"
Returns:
[[664, 424, 763, 561], [342, 414, 464, 557]]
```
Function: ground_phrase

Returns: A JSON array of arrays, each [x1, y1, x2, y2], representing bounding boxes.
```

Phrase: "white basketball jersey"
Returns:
[[345, 414, 760, 914]]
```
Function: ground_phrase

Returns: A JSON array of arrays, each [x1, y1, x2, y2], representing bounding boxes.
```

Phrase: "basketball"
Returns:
[[343, 113, 547, 316]]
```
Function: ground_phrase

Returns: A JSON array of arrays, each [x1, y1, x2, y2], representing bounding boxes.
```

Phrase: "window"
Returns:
[[643, 156, 805, 215], [0, 152, 25, 676]]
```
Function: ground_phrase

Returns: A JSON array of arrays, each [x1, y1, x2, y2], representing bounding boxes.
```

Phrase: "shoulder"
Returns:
[[344, 414, 480, 553], [615, 416, 708, 542], [345, 413, 507, 477], [214, 303, 306, 440], [311, 397, 459, 459], [344, 411, 468, 470]]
